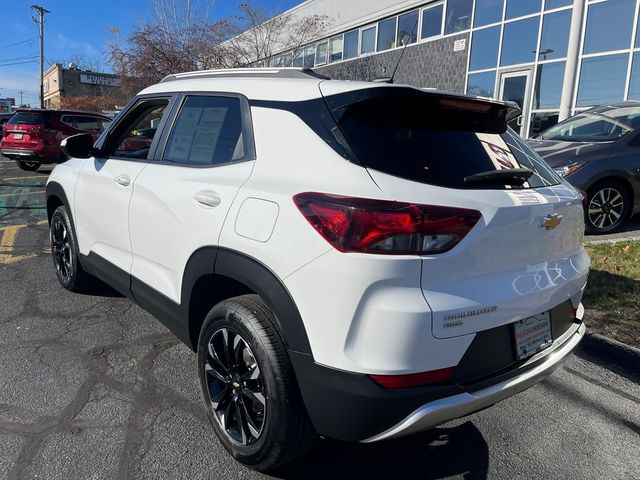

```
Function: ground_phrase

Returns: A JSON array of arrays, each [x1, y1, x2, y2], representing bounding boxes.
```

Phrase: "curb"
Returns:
[[584, 235, 640, 245], [579, 332, 640, 377]]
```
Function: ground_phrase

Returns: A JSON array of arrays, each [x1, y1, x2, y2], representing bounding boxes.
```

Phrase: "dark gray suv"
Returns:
[[529, 102, 640, 234]]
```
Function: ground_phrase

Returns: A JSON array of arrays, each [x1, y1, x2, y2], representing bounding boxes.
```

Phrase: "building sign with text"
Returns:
[[79, 74, 121, 87]]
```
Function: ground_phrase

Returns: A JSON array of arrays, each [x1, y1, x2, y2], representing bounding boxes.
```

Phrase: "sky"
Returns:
[[0, 0, 301, 106]]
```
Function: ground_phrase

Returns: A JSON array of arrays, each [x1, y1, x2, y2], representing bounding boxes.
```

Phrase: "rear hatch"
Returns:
[[1, 111, 52, 150], [321, 84, 590, 339]]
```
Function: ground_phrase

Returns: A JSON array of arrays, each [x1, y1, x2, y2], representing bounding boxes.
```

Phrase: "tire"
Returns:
[[15, 160, 41, 171], [49, 206, 93, 292], [197, 294, 315, 471], [585, 180, 631, 234]]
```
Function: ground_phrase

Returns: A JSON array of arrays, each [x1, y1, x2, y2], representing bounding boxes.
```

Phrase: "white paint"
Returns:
[[235, 198, 280, 242]]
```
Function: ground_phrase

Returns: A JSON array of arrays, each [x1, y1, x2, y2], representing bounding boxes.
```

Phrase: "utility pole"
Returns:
[[18, 90, 24, 106], [31, 5, 50, 109]]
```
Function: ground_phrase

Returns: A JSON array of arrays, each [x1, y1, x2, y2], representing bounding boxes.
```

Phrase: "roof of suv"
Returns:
[[142, 67, 388, 102], [15, 108, 109, 117]]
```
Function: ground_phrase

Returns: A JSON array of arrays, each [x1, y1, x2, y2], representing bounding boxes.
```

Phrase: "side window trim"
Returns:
[[95, 94, 177, 163], [154, 91, 256, 168]]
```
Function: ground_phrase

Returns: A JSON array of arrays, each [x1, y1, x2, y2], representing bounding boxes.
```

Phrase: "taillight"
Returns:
[[293, 192, 481, 255], [369, 367, 455, 389]]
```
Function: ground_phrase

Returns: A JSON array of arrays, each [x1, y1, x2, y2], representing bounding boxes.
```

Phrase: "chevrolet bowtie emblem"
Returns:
[[541, 213, 563, 229]]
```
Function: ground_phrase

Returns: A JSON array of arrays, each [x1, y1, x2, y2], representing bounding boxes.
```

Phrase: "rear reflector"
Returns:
[[293, 192, 481, 255], [369, 367, 455, 389]]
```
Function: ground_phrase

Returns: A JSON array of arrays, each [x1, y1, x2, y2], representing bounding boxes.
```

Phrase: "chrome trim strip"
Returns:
[[362, 323, 585, 443]]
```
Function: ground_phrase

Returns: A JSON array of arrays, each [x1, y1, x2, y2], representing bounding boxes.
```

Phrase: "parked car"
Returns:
[[529, 101, 640, 234], [0, 112, 12, 136], [0, 109, 111, 171], [46, 68, 589, 471]]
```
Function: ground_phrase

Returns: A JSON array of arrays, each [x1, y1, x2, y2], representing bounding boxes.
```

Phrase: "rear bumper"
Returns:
[[1, 149, 41, 159], [291, 318, 585, 442], [363, 322, 585, 442], [1, 145, 61, 163]]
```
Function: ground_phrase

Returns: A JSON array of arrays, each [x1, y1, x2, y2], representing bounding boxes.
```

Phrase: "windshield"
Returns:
[[328, 89, 561, 190], [540, 104, 640, 142]]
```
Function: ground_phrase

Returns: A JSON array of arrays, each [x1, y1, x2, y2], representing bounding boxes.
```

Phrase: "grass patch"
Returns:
[[583, 241, 640, 348]]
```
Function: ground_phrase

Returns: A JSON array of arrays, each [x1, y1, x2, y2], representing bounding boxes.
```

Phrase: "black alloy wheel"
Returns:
[[15, 160, 41, 171], [51, 217, 72, 282], [197, 295, 315, 471], [204, 327, 266, 445]]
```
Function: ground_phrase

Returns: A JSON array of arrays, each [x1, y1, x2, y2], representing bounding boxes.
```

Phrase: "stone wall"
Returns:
[[316, 32, 470, 93]]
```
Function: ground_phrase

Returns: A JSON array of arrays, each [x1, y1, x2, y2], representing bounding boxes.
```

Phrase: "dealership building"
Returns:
[[253, 0, 640, 138]]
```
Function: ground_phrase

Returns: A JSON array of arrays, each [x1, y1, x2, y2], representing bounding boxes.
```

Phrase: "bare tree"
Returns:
[[107, 0, 331, 96], [211, 2, 331, 69]]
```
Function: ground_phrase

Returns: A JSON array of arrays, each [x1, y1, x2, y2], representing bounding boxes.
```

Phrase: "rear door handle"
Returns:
[[114, 174, 131, 187], [194, 190, 221, 208]]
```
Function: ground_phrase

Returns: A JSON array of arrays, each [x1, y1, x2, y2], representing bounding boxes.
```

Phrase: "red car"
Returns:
[[0, 109, 111, 171]]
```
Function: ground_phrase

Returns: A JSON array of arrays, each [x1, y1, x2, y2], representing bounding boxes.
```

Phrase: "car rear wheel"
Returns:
[[50, 206, 93, 292], [197, 294, 315, 471], [15, 160, 41, 171], [585, 180, 631, 234]]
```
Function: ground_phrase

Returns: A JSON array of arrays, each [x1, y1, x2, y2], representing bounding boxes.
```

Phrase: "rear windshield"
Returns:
[[9, 112, 50, 125], [329, 90, 561, 190]]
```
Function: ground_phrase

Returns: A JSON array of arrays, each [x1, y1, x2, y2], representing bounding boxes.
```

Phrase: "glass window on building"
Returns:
[[398, 10, 419, 45], [539, 9, 571, 60], [445, 0, 473, 34], [470, 26, 501, 71], [627, 52, 640, 100], [293, 50, 303, 67], [500, 16, 539, 66], [421, 3, 444, 39], [344, 30, 359, 60], [330, 35, 344, 63], [577, 54, 628, 107], [583, 0, 636, 55], [545, 0, 572, 9], [474, 0, 504, 27], [467, 70, 496, 97], [361, 25, 377, 54], [505, 0, 542, 20], [377, 16, 398, 51], [530, 112, 561, 138], [304, 45, 315, 68], [533, 62, 565, 109], [315, 42, 328, 65]]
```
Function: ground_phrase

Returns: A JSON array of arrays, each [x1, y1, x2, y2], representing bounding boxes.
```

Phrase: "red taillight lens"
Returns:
[[369, 367, 455, 389], [293, 192, 481, 255]]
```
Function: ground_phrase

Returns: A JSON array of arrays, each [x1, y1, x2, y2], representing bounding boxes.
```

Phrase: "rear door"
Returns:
[[74, 97, 172, 284], [128, 94, 255, 303], [322, 85, 590, 339]]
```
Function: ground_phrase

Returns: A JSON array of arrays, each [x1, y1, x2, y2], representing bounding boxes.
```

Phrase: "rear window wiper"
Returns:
[[464, 168, 534, 186]]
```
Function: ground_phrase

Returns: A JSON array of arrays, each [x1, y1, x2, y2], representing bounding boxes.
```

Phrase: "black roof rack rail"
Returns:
[[160, 67, 330, 83]]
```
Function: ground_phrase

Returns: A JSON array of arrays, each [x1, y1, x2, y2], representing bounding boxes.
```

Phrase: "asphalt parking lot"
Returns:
[[1, 155, 639, 480]]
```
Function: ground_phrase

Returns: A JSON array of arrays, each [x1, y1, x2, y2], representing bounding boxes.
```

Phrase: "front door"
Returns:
[[499, 70, 532, 137], [74, 98, 172, 278]]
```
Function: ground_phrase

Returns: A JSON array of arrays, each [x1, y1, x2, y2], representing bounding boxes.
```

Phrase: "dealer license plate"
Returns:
[[513, 312, 553, 361], [13, 133, 23, 140]]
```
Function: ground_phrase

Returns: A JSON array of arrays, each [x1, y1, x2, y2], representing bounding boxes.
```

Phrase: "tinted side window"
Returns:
[[104, 99, 169, 160], [163, 96, 245, 167], [75, 116, 102, 132]]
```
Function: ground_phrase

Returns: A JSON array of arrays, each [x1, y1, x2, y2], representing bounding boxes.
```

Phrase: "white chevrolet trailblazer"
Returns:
[[46, 68, 589, 471]]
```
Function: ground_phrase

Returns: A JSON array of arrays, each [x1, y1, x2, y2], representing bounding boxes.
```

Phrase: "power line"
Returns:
[[0, 60, 38, 67], [0, 38, 36, 50], [0, 54, 39, 62]]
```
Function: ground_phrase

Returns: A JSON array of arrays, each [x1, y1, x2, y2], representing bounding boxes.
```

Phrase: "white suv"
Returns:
[[46, 68, 589, 471]]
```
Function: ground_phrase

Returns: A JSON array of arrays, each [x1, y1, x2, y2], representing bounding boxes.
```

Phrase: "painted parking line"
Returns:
[[0, 190, 45, 198], [2, 175, 49, 181], [0, 220, 48, 264]]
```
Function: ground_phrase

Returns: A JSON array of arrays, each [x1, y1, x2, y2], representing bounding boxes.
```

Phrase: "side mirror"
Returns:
[[60, 133, 95, 159]]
